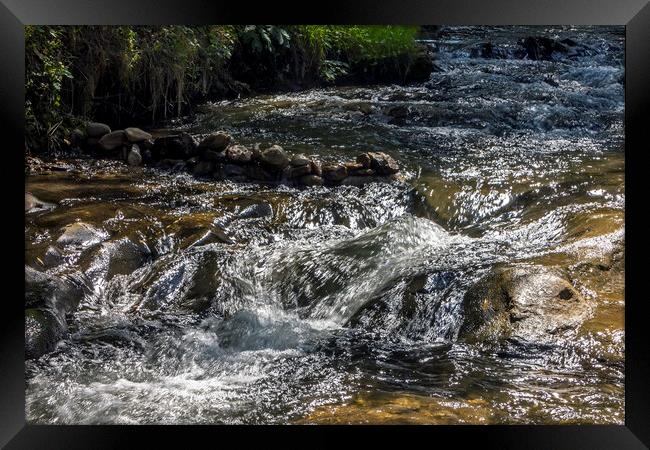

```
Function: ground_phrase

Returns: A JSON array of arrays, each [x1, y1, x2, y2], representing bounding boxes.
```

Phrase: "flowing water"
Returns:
[[25, 26, 624, 424]]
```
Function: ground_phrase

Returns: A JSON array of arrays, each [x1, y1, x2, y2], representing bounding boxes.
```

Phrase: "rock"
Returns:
[[203, 149, 227, 163], [86, 122, 111, 138], [25, 308, 65, 360], [356, 153, 372, 169], [70, 129, 86, 148], [25, 192, 55, 213], [310, 160, 323, 177], [56, 222, 107, 247], [126, 144, 143, 166], [260, 145, 291, 170], [25, 266, 86, 312], [86, 137, 100, 147], [152, 132, 198, 160], [385, 105, 408, 119], [141, 138, 155, 149], [520, 36, 568, 61], [124, 127, 152, 143], [286, 164, 312, 178], [85, 237, 152, 282], [223, 164, 246, 177], [198, 131, 231, 152], [246, 164, 275, 182], [351, 168, 375, 176], [322, 164, 348, 182], [367, 152, 399, 175], [185, 156, 199, 169], [299, 175, 324, 187], [291, 154, 311, 167], [98, 130, 128, 151], [340, 175, 387, 186], [458, 265, 591, 344], [191, 160, 215, 177], [225, 144, 252, 163], [236, 203, 273, 220], [157, 159, 186, 171], [344, 162, 364, 171]]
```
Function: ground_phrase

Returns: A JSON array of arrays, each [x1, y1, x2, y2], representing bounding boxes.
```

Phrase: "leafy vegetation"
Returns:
[[25, 25, 429, 152]]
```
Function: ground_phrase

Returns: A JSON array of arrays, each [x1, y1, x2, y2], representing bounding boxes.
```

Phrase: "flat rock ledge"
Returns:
[[73, 125, 405, 187]]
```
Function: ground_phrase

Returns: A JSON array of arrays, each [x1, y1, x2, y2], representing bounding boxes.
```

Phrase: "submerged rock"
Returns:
[[25, 192, 55, 213], [458, 265, 591, 344], [299, 174, 324, 186], [56, 222, 107, 247], [25, 266, 86, 312]]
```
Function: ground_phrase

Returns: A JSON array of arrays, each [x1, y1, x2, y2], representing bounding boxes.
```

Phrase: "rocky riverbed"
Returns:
[[25, 25, 624, 424]]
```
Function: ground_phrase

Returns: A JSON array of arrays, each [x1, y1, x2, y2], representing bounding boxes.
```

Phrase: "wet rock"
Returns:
[[70, 128, 86, 148], [385, 105, 409, 119], [286, 164, 312, 178], [408, 51, 436, 82], [367, 152, 399, 175], [291, 154, 311, 167], [25, 308, 65, 360], [310, 160, 323, 177], [141, 138, 155, 149], [25, 192, 55, 213], [25, 266, 86, 312], [86, 122, 111, 138], [246, 164, 275, 182], [86, 237, 152, 281], [124, 127, 152, 143], [356, 152, 372, 169], [98, 130, 128, 151], [344, 162, 364, 171], [56, 222, 107, 247], [225, 144, 252, 163], [458, 265, 591, 344], [351, 168, 375, 176], [223, 164, 247, 177], [157, 159, 186, 171], [203, 149, 228, 163], [191, 160, 215, 177], [299, 175, 324, 186], [322, 164, 348, 182], [236, 202, 273, 220], [260, 145, 290, 170], [198, 131, 231, 152], [519, 36, 568, 60], [152, 132, 198, 160], [127, 144, 143, 166]]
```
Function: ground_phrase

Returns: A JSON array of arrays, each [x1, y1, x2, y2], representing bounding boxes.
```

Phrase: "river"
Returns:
[[25, 25, 624, 424]]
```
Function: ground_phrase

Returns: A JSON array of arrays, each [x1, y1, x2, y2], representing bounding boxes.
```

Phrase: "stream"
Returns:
[[25, 26, 624, 424]]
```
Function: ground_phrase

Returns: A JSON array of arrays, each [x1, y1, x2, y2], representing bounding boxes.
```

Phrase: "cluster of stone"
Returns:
[[76, 124, 402, 187]]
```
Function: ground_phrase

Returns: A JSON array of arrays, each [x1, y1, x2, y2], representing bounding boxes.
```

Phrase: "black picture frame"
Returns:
[[2, 0, 648, 447]]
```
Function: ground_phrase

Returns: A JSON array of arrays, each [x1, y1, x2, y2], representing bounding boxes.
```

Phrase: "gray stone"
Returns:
[[225, 144, 252, 163], [127, 145, 143, 166], [322, 164, 348, 182], [86, 122, 111, 138], [124, 127, 152, 143], [299, 175, 324, 186], [99, 130, 127, 151], [198, 131, 231, 152], [287, 164, 312, 178], [368, 152, 400, 175], [25, 308, 65, 360], [310, 160, 323, 177], [291, 154, 311, 167], [260, 145, 291, 169], [57, 222, 107, 247]]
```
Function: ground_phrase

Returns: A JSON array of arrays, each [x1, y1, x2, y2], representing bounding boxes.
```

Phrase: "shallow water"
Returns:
[[25, 25, 624, 424]]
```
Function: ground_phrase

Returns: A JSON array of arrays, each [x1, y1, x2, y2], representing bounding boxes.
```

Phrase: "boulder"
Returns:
[[86, 122, 111, 138], [126, 144, 143, 166], [299, 175, 324, 187], [198, 131, 231, 152], [260, 145, 291, 170], [286, 164, 312, 178], [291, 154, 311, 167], [25, 265, 86, 312], [322, 164, 348, 182], [203, 149, 227, 163], [223, 164, 247, 177], [124, 127, 152, 143], [246, 164, 275, 182], [236, 202, 274, 220], [351, 168, 375, 176], [25, 308, 65, 360], [344, 162, 364, 171], [152, 132, 198, 160], [225, 144, 252, 163], [458, 265, 591, 344], [25, 192, 55, 213], [98, 130, 128, 151], [519, 36, 568, 60], [191, 160, 215, 177], [56, 222, 107, 247], [356, 153, 372, 169], [84, 237, 152, 282], [310, 160, 323, 177], [70, 128, 86, 148], [367, 152, 399, 175]]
